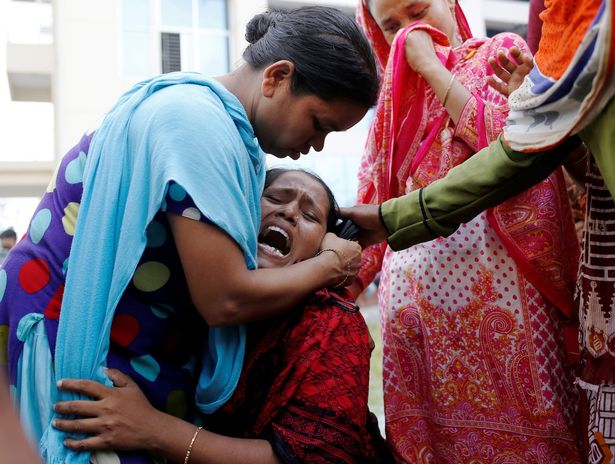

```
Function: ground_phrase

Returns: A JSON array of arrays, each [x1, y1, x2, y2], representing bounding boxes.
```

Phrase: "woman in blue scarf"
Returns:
[[0, 6, 379, 463]]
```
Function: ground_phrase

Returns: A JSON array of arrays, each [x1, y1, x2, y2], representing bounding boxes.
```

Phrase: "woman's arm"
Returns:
[[53, 369, 281, 464], [168, 215, 362, 327], [404, 30, 471, 124]]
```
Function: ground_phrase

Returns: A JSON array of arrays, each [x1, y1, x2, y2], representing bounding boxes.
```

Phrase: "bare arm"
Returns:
[[53, 369, 281, 464], [405, 30, 471, 124], [168, 214, 361, 327]]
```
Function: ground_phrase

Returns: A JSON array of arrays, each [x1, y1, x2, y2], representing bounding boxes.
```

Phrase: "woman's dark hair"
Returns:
[[264, 168, 339, 232], [244, 7, 379, 108]]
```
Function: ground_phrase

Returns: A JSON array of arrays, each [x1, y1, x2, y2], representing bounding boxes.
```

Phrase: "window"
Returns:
[[121, 0, 152, 76], [159, 0, 230, 76], [161, 32, 181, 73], [120, 0, 229, 77]]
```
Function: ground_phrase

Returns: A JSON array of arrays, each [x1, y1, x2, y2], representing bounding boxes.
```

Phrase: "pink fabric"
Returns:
[[355, 1, 579, 318], [356, 0, 582, 460]]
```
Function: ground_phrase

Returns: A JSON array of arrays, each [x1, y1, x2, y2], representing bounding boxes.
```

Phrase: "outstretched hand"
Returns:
[[487, 46, 533, 97], [338, 204, 388, 248], [53, 368, 164, 452]]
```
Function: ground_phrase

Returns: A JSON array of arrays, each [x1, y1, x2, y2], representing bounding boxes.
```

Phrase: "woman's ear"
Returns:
[[261, 60, 296, 97]]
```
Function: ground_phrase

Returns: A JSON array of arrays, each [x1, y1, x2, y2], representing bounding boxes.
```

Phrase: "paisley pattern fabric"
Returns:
[[356, 1, 582, 461]]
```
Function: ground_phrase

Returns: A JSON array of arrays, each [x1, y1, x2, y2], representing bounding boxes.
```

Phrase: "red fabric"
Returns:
[[208, 289, 388, 463]]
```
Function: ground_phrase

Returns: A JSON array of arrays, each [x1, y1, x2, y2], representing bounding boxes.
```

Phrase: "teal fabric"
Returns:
[[34, 72, 265, 463], [15, 313, 57, 446]]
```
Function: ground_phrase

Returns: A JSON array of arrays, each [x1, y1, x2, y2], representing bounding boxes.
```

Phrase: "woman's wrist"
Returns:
[[316, 249, 348, 288], [415, 56, 446, 79]]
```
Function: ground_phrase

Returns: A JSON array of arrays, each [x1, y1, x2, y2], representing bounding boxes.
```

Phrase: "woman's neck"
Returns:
[[215, 64, 260, 124]]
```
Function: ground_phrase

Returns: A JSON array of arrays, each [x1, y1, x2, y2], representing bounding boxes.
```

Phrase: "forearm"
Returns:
[[169, 214, 346, 327], [148, 412, 280, 464], [381, 136, 574, 250], [420, 60, 471, 125], [206, 253, 342, 326]]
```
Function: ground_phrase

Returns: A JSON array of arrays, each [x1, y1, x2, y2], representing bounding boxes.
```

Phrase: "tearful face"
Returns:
[[258, 172, 330, 269]]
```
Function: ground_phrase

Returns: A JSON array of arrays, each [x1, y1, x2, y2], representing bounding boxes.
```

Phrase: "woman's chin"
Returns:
[[257, 248, 293, 268]]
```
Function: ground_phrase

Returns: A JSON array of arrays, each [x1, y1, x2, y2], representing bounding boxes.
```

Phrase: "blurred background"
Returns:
[[0, 0, 529, 235], [0, 0, 529, 427]]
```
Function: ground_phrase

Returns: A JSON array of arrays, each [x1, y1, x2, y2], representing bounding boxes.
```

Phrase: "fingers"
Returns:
[[54, 399, 101, 417], [63, 437, 109, 451], [519, 51, 534, 68], [488, 56, 508, 84], [52, 417, 101, 435], [57, 379, 112, 400], [104, 368, 132, 388], [338, 207, 352, 219], [486, 75, 509, 97]]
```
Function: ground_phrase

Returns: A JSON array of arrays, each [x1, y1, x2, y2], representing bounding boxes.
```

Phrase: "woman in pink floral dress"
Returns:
[[355, 0, 582, 461]]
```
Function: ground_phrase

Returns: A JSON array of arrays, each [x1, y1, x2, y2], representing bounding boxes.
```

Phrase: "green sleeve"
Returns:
[[580, 97, 615, 197], [381, 135, 574, 251]]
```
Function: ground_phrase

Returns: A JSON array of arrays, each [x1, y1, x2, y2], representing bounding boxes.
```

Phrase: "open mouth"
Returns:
[[258, 225, 291, 257]]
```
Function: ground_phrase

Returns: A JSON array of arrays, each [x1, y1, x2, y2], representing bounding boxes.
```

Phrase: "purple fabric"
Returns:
[[0, 134, 211, 463]]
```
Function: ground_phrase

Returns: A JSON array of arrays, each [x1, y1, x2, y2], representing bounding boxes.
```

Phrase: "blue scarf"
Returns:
[[37, 72, 265, 463]]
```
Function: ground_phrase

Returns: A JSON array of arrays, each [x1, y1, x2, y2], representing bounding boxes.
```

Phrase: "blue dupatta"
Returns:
[[30, 72, 265, 463]]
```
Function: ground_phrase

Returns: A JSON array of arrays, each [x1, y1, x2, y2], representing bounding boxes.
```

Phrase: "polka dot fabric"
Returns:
[[0, 134, 213, 463]]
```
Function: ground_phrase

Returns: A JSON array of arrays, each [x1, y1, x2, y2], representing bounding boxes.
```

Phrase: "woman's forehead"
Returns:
[[267, 172, 330, 207]]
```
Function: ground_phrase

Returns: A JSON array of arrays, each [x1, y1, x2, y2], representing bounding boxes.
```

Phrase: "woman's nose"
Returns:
[[277, 205, 299, 223], [311, 133, 327, 152]]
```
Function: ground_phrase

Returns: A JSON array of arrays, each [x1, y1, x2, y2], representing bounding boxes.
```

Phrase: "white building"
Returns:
[[0, 0, 528, 234]]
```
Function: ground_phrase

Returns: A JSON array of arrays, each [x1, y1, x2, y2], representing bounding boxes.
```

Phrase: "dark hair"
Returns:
[[243, 7, 379, 108], [0, 228, 16, 240], [264, 168, 339, 232]]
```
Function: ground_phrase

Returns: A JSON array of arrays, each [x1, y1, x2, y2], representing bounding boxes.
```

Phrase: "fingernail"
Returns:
[[56, 380, 63, 388], [52, 420, 57, 427]]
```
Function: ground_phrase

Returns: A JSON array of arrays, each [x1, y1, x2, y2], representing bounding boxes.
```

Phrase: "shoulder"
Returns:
[[128, 83, 243, 151], [135, 83, 230, 127], [298, 290, 370, 345]]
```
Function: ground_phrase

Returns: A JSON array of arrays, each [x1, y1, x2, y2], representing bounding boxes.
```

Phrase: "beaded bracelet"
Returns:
[[316, 248, 351, 288], [184, 426, 203, 464]]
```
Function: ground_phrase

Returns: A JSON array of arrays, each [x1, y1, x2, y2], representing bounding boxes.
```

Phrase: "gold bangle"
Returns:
[[184, 426, 203, 464], [316, 248, 351, 288], [442, 74, 456, 107]]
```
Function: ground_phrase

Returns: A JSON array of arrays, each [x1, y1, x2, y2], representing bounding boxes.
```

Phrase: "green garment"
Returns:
[[381, 97, 615, 251], [379, 131, 593, 251], [580, 96, 615, 199]]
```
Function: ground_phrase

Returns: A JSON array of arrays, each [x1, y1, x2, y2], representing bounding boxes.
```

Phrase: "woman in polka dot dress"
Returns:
[[0, 7, 378, 464], [354, 0, 582, 461], [51, 168, 393, 464]]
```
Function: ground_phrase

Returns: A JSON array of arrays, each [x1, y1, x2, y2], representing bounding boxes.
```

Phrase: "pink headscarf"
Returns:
[[356, 0, 580, 320], [356, 0, 473, 75]]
